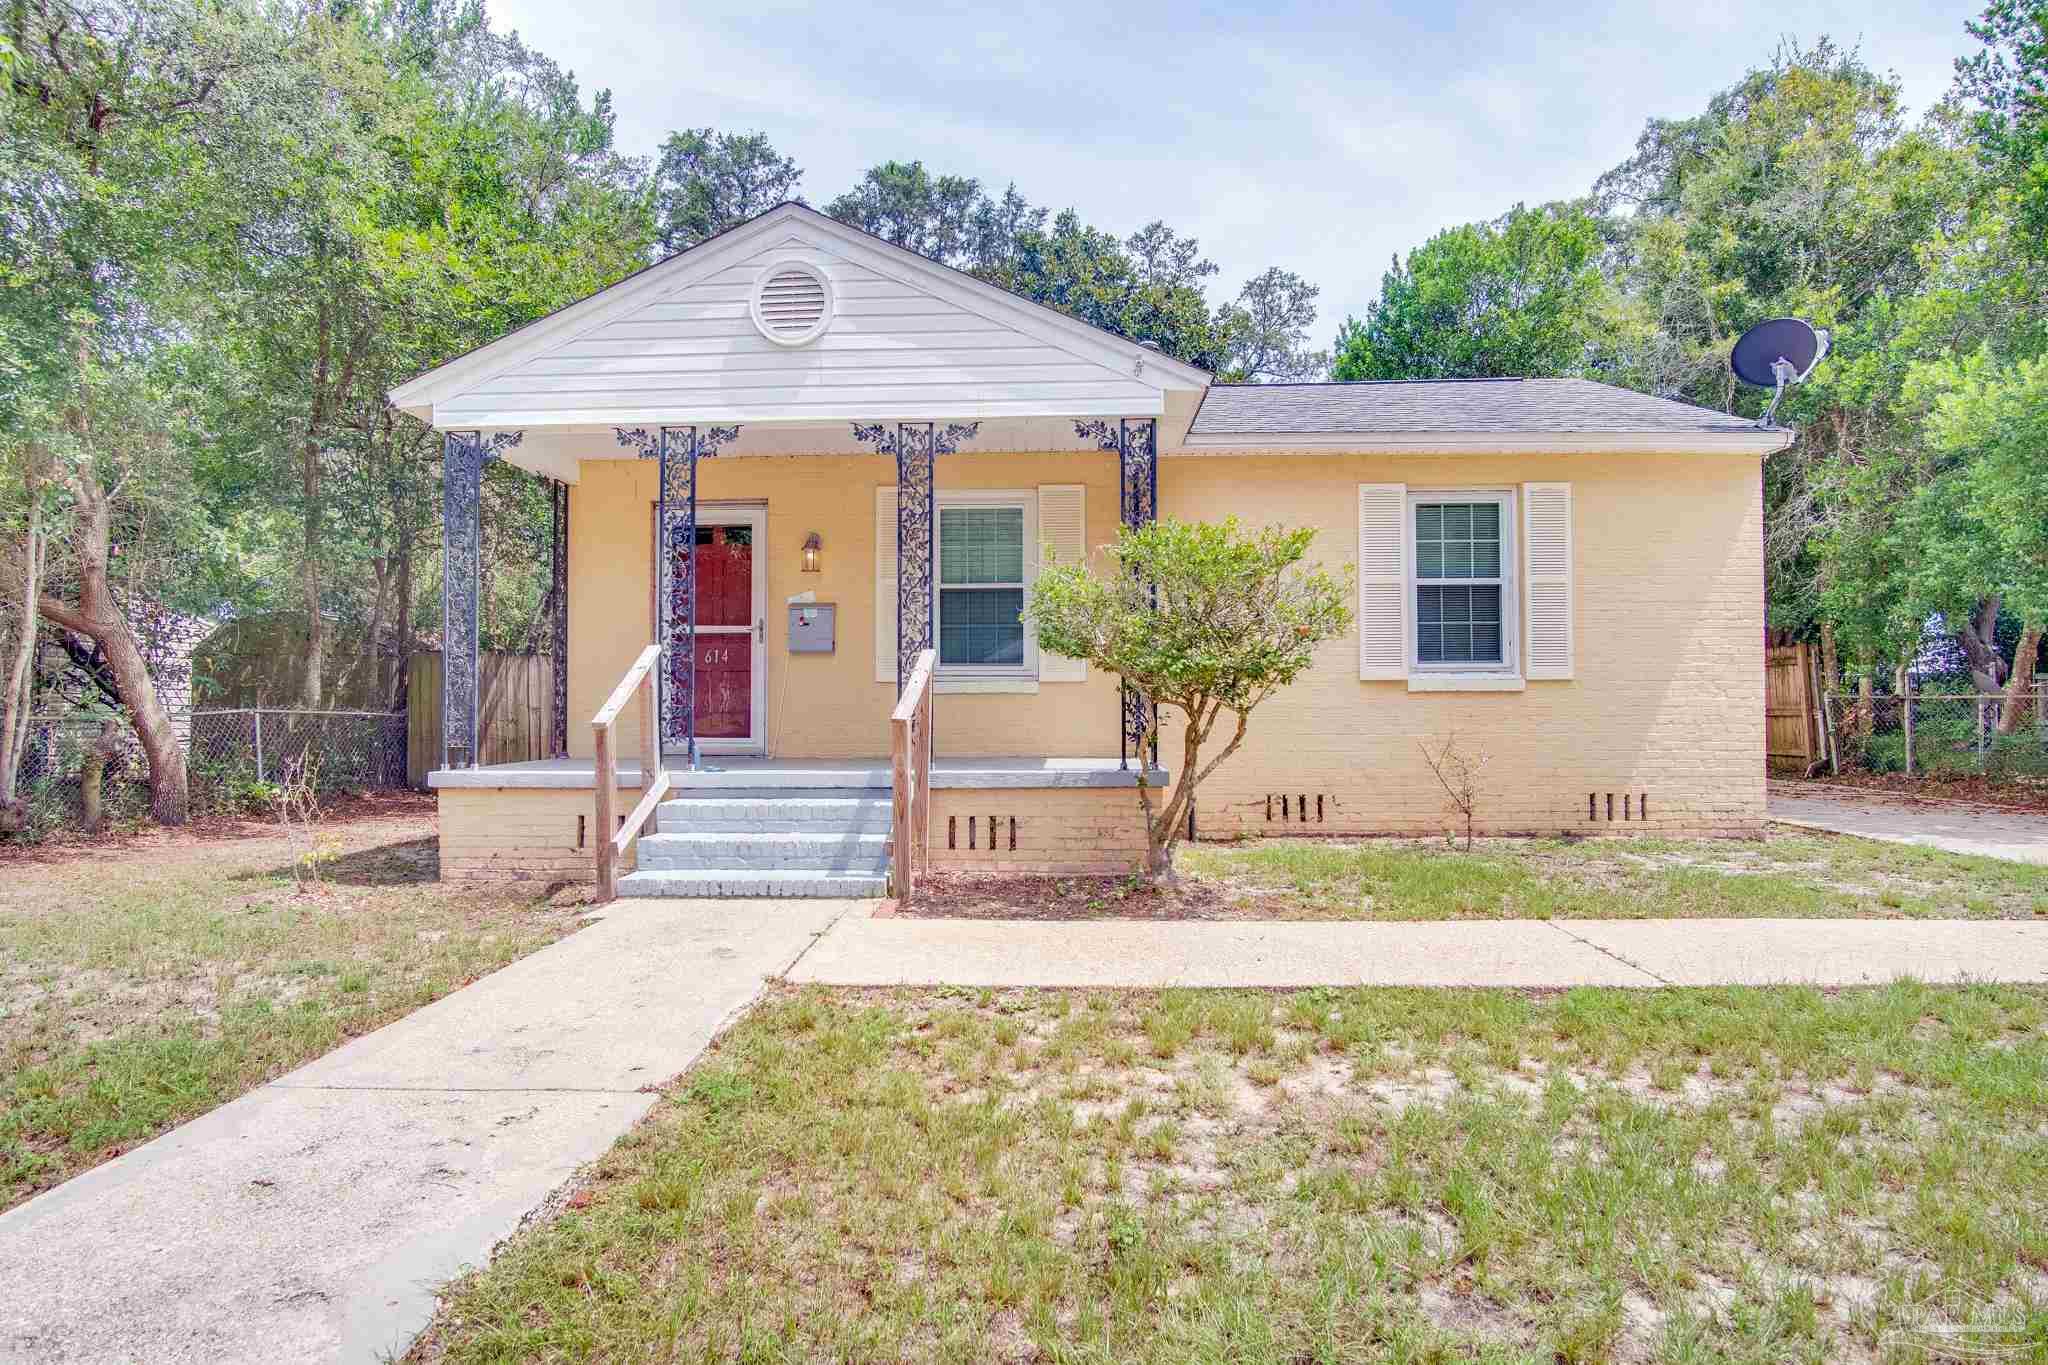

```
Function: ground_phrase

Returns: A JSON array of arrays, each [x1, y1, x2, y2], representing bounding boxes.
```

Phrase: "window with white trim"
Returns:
[[936, 497, 1034, 674], [1408, 491, 1516, 672]]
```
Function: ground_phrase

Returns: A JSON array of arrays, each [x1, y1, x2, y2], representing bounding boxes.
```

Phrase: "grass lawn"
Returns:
[[0, 796, 584, 1212], [415, 982, 2048, 1364], [1164, 831, 2048, 921]]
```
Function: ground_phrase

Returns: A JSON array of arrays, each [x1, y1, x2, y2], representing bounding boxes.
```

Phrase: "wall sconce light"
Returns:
[[801, 531, 823, 573]]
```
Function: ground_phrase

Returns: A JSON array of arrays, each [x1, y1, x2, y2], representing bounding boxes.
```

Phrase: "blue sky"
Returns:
[[489, 0, 1981, 343]]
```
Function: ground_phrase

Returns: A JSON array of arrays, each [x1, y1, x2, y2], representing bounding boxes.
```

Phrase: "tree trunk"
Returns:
[[385, 525, 414, 711], [1996, 624, 2042, 736], [1, 446, 46, 813], [1856, 668, 1874, 739], [79, 719, 119, 834], [39, 467, 189, 825], [1955, 596, 2006, 697], [299, 303, 332, 710]]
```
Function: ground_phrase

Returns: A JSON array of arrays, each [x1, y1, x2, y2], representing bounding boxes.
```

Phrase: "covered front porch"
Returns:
[[389, 203, 1211, 894]]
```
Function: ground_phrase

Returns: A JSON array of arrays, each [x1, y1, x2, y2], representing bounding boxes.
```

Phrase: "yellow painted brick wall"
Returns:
[[928, 787, 1152, 876], [439, 786, 641, 883], [566, 452, 1121, 760], [1161, 452, 1766, 839], [557, 445, 1764, 840]]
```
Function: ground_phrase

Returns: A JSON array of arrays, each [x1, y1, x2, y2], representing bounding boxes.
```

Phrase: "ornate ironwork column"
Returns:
[[548, 478, 569, 758], [1076, 417, 1159, 767], [895, 423, 936, 692], [851, 422, 980, 692], [616, 424, 738, 769], [440, 428, 523, 769]]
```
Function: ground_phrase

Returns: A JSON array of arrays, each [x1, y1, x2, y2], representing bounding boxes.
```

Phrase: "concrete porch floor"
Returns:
[[428, 755, 1168, 790]]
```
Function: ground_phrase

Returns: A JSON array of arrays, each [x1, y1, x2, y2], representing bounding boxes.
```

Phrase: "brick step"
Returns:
[[654, 793, 893, 835], [636, 830, 890, 873], [614, 868, 889, 899]]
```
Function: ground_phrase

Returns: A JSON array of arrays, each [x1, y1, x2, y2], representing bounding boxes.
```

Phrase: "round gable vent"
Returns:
[[750, 261, 833, 346]]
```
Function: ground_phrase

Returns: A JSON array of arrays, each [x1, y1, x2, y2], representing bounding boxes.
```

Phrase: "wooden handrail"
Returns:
[[592, 643, 666, 901], [889, 648, 936, 902], [594, 644, 661, 728]]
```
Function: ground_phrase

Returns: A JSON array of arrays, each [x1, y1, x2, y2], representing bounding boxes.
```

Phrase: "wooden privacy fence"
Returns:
[[1765, 641, 1825, 775], [406, 651, 556, 787]]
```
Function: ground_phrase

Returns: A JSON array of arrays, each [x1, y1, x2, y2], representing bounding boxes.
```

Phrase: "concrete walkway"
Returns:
[[0, 898, 848, 1365], [1770, 783, 2048, 865], [789, 914, 2048, 989]]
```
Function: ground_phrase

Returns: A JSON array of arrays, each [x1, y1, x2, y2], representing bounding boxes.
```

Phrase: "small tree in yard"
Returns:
[[1028, 518, 1353, 881]]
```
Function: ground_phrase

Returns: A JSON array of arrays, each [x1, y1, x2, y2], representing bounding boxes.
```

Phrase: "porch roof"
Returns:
[[387, 203, 1209, 444]]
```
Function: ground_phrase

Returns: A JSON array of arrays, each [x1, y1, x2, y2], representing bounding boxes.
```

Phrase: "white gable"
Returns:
[[395, 206, 1207, 431]]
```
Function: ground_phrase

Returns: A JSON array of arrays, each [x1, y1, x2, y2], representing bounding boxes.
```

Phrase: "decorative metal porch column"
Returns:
[[1076, 417, 1159, 768], [548, 477, 569, 758], [440, 428, 523, 769], [851, 422, 981, 691], [615, 424, 739, 769]]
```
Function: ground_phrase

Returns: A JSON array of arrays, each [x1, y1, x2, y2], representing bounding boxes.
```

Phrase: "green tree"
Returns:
[[1215, 267, 1328, 382], [1027, 519, 1352, 880], [823, 160, 1324, 376], [0, 0, 295, 821], [1330, 202, 1624, 382], [654, 128, 803, 254]]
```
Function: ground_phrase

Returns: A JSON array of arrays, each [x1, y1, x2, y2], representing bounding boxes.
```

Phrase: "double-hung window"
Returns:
[[936, 498, 1033, 674], [1409, 491, 1516, 672]]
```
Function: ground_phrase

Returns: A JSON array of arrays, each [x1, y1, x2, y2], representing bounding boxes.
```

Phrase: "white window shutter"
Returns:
[[1036, 484, 1087, 682], [1522, 481, 1573, 679], [874, 486, 898, 684], [1357, 483, 1407, 679]]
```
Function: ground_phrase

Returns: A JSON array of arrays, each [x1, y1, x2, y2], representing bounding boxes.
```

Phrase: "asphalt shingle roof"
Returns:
[[1188, 378, 1758, 436]]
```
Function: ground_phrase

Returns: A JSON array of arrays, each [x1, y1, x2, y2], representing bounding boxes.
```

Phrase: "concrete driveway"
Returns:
[[1769, 782, 2048, 865], [0, 898, 854, 1365]]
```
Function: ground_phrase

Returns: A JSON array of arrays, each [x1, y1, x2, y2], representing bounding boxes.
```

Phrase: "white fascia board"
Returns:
[[429, 393, 1168, 432], [1170, 429, 1795, 456]]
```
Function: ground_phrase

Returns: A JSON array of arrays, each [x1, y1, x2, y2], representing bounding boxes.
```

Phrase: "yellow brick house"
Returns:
[[389, 204, 1789, 897]]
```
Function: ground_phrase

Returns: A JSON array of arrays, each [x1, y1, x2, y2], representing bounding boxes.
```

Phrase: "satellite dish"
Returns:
[[1730, 318, 1830, 429]]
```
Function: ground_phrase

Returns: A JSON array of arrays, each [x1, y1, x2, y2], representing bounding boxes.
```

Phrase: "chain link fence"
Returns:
[[12, 709, 408, 837], [1824, 687, 2048, 780]]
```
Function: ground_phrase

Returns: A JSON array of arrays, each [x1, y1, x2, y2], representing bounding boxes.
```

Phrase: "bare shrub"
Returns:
[[1419, 731, 1490, 851]]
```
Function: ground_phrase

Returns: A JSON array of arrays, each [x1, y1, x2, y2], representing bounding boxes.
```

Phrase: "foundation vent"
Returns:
[[1264, 793, 1333, 824], [948, 814, 1019, 852], [1587, 792, 1650, 822]]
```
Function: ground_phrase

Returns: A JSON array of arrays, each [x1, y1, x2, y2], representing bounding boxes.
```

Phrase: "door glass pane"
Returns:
[[940, 588, 1024, 665], [940, 508, 1024, 584], [692, 634, 751, 738], [692, 525, 752, 627]]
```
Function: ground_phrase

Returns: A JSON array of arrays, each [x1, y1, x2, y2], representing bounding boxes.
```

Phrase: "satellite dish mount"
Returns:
[[1729, 318, 1830, 429]]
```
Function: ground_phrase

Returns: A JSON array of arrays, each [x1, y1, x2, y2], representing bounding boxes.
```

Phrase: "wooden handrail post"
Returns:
[[891, 711, 911, 900], [590, 643, 664, 903], [887, 647, 937, 901], [594, 719, 617, 900], [639, 650, 660, 806], [915, 679, 932, 876]]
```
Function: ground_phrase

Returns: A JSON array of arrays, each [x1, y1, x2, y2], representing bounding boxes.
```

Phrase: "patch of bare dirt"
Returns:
[[0, 790, 439, 869], [1774, 773, 2048, 813], [900, 873, 1250, 920]]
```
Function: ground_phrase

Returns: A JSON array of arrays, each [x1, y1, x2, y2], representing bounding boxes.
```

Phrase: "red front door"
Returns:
[[691, 525, 751, 739]]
